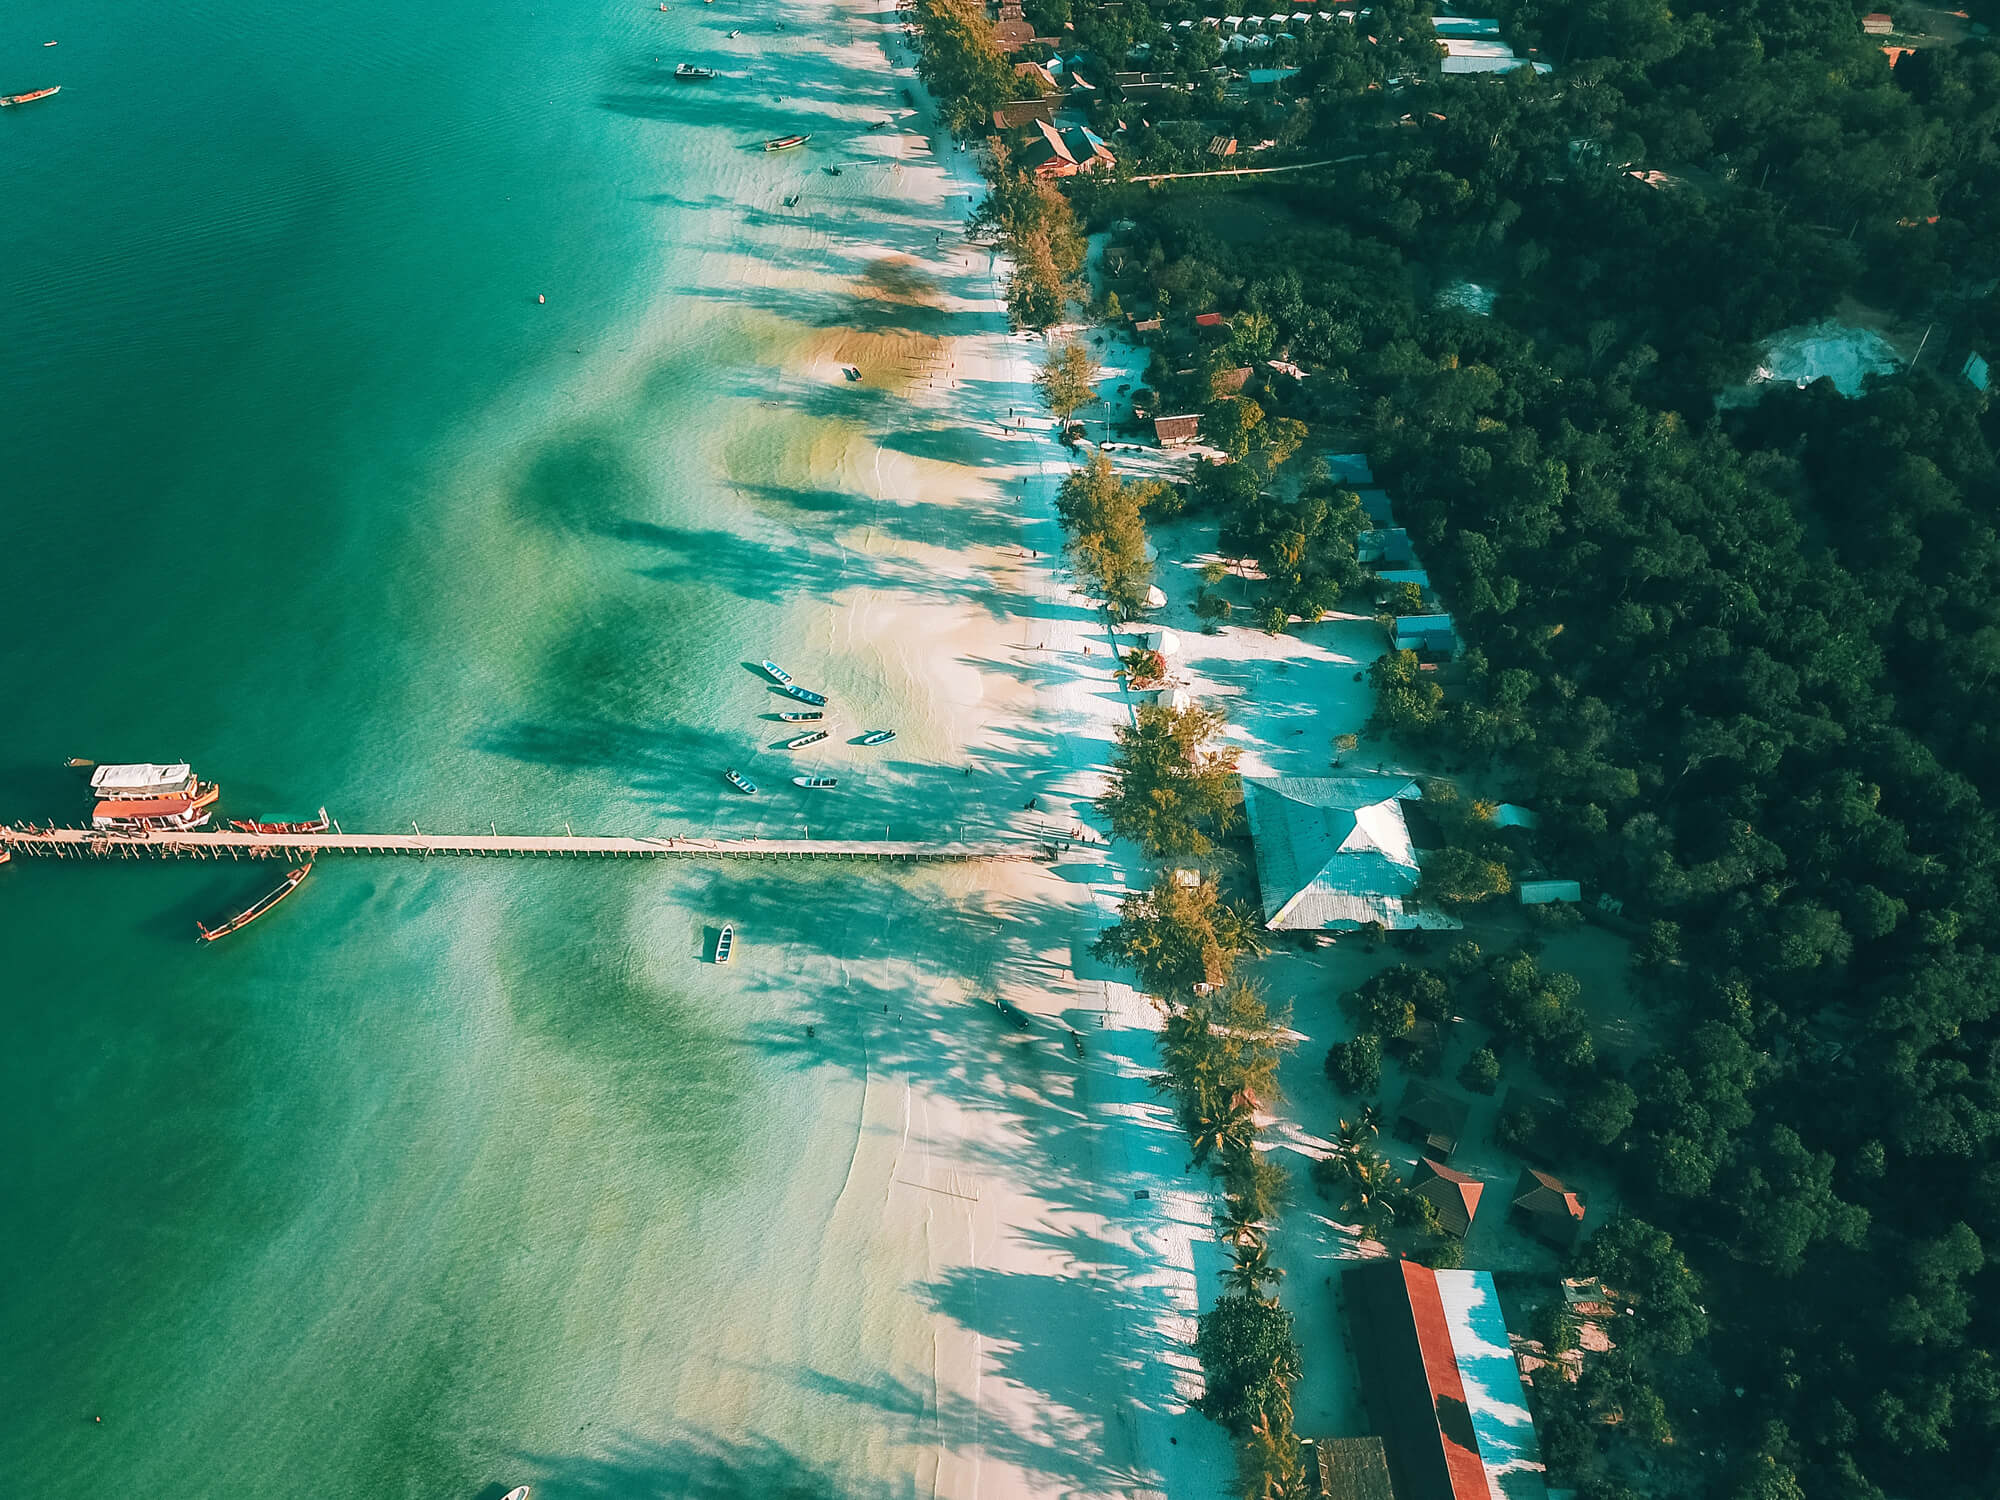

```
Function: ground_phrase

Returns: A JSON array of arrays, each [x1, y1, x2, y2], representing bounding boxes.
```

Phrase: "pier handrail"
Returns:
[[0, 824, 1050, 864]]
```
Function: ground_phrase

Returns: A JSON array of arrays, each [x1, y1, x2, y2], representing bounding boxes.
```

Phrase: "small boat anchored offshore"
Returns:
[[763, 132, 811, 152], [198, 864, 311, 943], [760, 659, 794, 685], [674, 63, 716, 80], [714, 923, 734, 963], [781, 730, 828, 750], [778, 683, 827, 705], [502, 1489, 532, 1500], [1, 86, 61, 107], [725, 769, 758, 794], [229, 808, 331, 835], [793, 776, 837, 789]]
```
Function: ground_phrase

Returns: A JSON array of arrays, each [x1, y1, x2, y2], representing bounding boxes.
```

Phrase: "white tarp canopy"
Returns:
[[90, 763, 191, 793], [1519, 879, 1582, 904], [1145, 628, 1182, 656], [1748, 319, 1900, 397], [1146, 584, 1169, 608]]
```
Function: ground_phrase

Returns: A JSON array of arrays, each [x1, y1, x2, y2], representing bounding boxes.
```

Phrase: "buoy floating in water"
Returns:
[[538, 294, 546, 304]]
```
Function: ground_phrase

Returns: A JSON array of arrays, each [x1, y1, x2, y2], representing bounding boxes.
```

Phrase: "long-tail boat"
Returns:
[[229, 808, 330, 835], [198, 864, 311, 943]]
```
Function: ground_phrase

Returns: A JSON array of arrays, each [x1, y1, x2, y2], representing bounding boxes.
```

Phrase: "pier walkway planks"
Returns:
[[0, 827, 1046, 864]]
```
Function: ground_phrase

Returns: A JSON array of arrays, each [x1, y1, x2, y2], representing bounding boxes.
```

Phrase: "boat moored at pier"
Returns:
[[92, 782, 220, 831], [197, 863, 311, 942], [229, 808, 331, 835], [90, 762, 196, 800]]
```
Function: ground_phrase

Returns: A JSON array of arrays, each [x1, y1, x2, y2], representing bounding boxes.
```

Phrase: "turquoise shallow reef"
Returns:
[[0, 2, 1048, 1494]]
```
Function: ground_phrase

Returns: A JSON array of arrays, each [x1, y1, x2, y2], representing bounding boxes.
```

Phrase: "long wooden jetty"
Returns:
[[0, 825, 1047, 864]]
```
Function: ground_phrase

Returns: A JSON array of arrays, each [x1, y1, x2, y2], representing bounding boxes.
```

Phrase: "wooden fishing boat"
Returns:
[[229, 808, 330, 835], [92, 782, 220, 831], [778, 683, 827, 705], [777, 710, 823, 722], [197, 864, 311, 943], [0, 86, 61, 107], [725, 769, 757, 794], [760, 659, 793, 685], [792, 776, 837, 789], [714, 924, 734, 964], [857, 729, 896, 746], [763, 132, 811, 152], [781, 730, 828, 750]]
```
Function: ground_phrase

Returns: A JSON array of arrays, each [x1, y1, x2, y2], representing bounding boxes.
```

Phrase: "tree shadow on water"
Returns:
[[514, 1428, 898, 1500]]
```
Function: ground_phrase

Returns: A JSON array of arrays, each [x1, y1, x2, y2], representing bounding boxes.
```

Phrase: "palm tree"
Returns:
[[1360, 1102, 1383, 1138], [1188, 1092, 1256, 1169], [1245, 1404, 1308, 1500], [1332, 1117, 1370, 1162], [1341, 1149, 1402, 1242], [1223, 1237, 1284, 1301], [1215, 1192, 1265, 1250]]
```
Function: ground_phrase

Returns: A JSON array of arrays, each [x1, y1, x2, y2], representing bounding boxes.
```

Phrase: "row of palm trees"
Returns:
[[1153, 980, 1310, 1499]]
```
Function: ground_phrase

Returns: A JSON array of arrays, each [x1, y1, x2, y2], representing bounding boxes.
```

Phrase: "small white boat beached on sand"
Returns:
[[761, 659, 793, 684], [778, 710, 823, 722], [793, 776, 837, 789], [857, 729, 896, 746], [782, 730, 829, 750]]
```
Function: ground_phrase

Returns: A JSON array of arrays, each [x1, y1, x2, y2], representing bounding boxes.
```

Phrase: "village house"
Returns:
[[1862, 10, 1894, 33], [1391, 613, 1460, 656], [991, 96, 1059, 130], [1153, 413, 1201, 445], [1241, 775, 1461, 933], [1511, 1167, 1587, 1247], [1022, 118, 1117, 177], [1302, 1436, 1396, 1500], [992, 0, 1035, 52], [1345, 1260, 1552, 1500], [1013, 58, 1060, 92], [1358, 526, 1417, 566], [1408, 1157, 1484, 1239], [1395, 1078, 1471, 1159]]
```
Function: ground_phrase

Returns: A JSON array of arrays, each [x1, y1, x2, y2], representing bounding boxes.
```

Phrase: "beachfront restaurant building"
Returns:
[[1242, 775, 1462, 932], [1345, 1259, 1551, 1500]]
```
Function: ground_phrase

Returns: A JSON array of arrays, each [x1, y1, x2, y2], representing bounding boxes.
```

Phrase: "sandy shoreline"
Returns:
[[690, 3, 1257, 1495]]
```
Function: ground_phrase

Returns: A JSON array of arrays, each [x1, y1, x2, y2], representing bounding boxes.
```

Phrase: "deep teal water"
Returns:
[[0, 3, 984, 1494]]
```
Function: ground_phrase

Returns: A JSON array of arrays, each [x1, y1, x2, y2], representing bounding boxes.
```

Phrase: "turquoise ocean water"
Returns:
[[0, 3, 1019, 1494]]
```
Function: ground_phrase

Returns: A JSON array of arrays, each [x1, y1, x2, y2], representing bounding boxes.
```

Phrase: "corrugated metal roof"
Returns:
[[1404, 1263, 1496, 1500], [1244, 776, 1460, 931], [1434, 1270, 1550, 1500]]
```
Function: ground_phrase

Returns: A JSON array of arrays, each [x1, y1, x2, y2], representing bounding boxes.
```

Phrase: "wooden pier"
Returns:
[[0, 826, 1047, 864]]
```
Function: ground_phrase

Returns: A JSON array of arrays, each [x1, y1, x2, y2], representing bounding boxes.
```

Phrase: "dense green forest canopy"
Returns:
[[1056, 8, 2000, 1500]]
